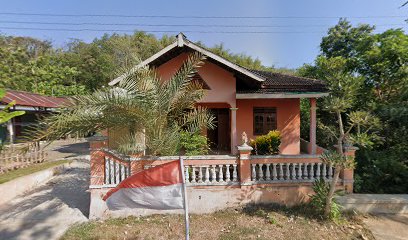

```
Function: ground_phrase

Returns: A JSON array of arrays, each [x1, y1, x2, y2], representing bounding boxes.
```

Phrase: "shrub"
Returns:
[[250, 130, 281, 155], [309, 179, 342, 221], [180, 131, 210, 156]]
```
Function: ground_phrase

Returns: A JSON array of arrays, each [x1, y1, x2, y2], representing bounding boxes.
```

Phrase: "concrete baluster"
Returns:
[[265, 163, 271, 181], [225, 164, 231, 182], [232, 164, 238, 182], [218, 165, 224, 182], [204, 166, 210, 183]]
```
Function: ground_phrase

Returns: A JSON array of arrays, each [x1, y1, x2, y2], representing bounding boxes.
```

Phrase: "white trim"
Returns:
[[0, 105, 58, 111], [251, 154, 321, 159], [108, 41, 178, 86], [236, 92, 329, 99], [108, 33, 265, 86], [183, 41, 265, 82], [177, 33, 184, 47]]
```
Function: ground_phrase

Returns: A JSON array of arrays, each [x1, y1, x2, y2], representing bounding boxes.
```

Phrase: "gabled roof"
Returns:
[[108, 33, 328, 95], [109, 33, 265, 86], [1, 90, 68, 109]]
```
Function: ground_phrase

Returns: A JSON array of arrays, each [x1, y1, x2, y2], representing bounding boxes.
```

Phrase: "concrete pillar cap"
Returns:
[[237, 144, 253, 152]]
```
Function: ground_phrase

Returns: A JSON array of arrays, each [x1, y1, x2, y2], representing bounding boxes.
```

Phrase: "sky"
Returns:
[[0, 0, 407, 69]]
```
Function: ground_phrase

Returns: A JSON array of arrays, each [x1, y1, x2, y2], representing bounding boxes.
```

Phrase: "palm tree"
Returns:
[[32, 53, 215, 156]]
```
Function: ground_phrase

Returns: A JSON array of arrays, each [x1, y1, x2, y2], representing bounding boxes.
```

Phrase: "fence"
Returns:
[[251, 162, 334, 183], [0, 143, 47, 173], [90, 149, 345, 189], [104, 155, 131, 186]]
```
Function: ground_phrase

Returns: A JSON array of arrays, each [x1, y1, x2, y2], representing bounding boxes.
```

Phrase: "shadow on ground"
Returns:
[[0, 162, 90, 240]]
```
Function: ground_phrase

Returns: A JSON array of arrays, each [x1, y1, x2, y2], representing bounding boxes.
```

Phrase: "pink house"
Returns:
[[109, 33, 327, 155], [89, 33, 355, 219]]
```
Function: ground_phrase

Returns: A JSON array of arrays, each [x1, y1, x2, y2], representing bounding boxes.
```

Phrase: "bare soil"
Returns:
[[62, 205, 375, 240]]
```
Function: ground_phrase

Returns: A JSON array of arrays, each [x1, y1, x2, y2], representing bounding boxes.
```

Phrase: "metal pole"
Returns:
[[179, 156, 190, 240]]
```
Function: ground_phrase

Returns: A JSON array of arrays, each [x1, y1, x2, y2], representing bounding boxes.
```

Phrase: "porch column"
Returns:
[[309, 98, 317, 154], [7, 120, 15, 144], [230, 107, 238, 155]]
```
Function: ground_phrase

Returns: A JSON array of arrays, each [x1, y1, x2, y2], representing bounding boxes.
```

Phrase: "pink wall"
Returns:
[[236, 99, 301, 155], [156, 53, 236, 108], [156, 52, 300, 155]]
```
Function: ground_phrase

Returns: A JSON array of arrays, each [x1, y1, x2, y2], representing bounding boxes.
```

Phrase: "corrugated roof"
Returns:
[[1, 90, 69, 108]]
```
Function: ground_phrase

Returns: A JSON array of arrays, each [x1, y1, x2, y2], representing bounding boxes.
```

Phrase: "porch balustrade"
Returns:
[[91, 146, 352, 192], [184, 164, 239, 185], [250, 162, 333, 182], [104, 156, 131, 186]]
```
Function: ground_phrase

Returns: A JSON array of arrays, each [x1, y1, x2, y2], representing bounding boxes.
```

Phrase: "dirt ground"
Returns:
[[363, 214, 408, 240], [62, 206, 375, 240]]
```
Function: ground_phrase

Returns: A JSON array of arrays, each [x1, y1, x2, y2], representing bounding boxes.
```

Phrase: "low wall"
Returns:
[[337, 194, 408, 214], [90, 184, 315, 219], [89, 139, 356, 219], [0, 162, 72, 206]]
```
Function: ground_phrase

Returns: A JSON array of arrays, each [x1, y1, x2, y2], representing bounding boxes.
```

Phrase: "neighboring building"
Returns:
[[0, 90, 68, 143], [108, 33, 328, 155]]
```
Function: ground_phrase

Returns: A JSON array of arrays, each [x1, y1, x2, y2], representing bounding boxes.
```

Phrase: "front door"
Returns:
[[207, 109, 230, 154]]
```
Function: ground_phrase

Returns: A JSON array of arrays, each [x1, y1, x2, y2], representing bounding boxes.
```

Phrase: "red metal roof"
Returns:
[[1, 90, 69, 108]]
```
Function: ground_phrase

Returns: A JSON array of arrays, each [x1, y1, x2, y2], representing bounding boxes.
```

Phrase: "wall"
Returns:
[[0, 162, 71, 206], [156, 53, 236, 108], [156, 52, 238, 151], [236, 98, 301, 154], [89, 185, 314, 219]]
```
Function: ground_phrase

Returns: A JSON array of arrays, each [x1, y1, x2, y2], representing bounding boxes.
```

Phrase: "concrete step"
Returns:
[[337, 194, 408, 214]]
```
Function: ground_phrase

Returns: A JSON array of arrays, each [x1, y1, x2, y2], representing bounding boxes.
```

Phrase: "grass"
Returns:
[[0, 160, 72, 184], [61, 205, 375, 240]]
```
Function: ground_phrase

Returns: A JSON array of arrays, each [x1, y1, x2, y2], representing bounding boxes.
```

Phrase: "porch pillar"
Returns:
[[237, 142, 253, 185], [309, 98, 317, 154], [230, 107, 238, 155], [7, 120, 15, 144], [340, 146, 358, 193], [89, 136, 108, 186]]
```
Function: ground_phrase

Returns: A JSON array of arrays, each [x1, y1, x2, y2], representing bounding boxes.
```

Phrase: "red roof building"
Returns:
[[0, 90, 68, 143], [1, 90, 68, 109]]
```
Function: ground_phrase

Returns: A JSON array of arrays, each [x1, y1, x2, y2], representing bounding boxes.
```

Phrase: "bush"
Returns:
[[180, 131, 210, 156], [250, 130, 281, 155], [309, 179, 342, 221]]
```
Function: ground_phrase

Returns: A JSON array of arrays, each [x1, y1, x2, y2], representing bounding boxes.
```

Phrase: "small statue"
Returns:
[[241, 132, 248, 146]]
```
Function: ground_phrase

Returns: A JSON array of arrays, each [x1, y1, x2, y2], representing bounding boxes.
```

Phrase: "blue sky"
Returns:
[[0, 0, 407, 69]]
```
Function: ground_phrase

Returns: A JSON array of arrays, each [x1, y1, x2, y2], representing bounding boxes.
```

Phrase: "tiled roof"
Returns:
[[241, 70, 328, 93], [1, 90, 69, 108]]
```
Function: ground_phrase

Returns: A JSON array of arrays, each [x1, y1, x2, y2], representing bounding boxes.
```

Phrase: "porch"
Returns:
[[197, 96, 321, 156]]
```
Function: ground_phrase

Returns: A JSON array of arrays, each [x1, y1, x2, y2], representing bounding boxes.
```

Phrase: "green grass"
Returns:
[[0, 160, 72, 184]]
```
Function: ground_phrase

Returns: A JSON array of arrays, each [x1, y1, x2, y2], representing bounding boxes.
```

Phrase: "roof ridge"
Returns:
[[250, 69, 325, 84]]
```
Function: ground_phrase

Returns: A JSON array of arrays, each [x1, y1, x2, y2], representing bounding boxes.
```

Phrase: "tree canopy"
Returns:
[[299, 19, 408, 194], [0, 32, 278, 95]]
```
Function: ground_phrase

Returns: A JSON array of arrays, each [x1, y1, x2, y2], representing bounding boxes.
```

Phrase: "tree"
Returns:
[[59, 32, 176, 91], [320, 19, 374, 61], [0, 37, 84, 96], [300, 19, 408, 194], [301, 56, 380, 218], [32, 53, 214, 156]]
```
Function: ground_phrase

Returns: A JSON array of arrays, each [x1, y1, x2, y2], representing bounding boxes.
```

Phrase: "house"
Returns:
[[88, 33, 355, 219], [0, 90, 68, 143], [108, 33, 328, 155]]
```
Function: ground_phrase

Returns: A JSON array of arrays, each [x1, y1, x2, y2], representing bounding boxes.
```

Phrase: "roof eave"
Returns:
[[236, 92, 329, 99], [108, 33, 265, 86]]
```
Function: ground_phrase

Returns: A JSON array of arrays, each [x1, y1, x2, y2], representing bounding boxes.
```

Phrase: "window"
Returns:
[[253, 107, 277, 135]]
